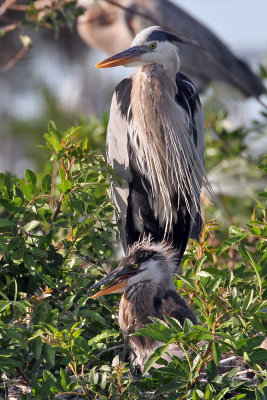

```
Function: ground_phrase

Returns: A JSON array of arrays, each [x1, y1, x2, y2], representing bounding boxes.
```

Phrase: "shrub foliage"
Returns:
[[0, 123, 266, 399]]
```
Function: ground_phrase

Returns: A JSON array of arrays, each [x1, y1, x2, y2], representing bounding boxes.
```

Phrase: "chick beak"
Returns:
[[89, 264, 139, 299], [95, 46, 144, 68], [91, 277, 129, 299]]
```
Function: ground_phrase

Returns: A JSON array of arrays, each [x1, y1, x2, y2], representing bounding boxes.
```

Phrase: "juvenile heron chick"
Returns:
[[90, 238, 197, 372]]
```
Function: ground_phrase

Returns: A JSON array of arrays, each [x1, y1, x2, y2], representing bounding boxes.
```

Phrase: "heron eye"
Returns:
[[133, 263, 139, 269], [150, 42, 157, 50]]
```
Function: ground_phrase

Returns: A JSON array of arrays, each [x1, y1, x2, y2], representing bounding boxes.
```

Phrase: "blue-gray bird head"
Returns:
[[95, 26, 198, 72], [89, 238, 177, 299]]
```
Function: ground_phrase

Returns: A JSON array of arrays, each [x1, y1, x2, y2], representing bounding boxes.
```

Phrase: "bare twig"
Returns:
[[8, 4, 29, 11], [52, 193, 64, 221], [54, 392, 87, 398], [27, 194, 51, 206], [1, 22, 19, 33], [0, 0, 17, 16], [0, 45, 29, 73]]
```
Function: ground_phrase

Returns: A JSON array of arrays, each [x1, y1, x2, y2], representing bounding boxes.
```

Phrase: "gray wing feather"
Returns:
[[189, 101, 205, 240], [107, 92, 132, 251]]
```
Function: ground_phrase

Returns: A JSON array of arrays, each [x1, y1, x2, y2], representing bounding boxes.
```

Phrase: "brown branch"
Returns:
[[8, 4, 30, 11], [1, 22, 19, 33], [69, 182, 102, 194], [54, 392, 87, 398], [0, 45, 29, 73], [0, 0, 17, 16], [27, 194, 51, 206], [52, 193, 64, 221]]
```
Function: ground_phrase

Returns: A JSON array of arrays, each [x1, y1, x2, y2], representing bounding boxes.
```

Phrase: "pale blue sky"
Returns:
[[175, 0, 267, 53]]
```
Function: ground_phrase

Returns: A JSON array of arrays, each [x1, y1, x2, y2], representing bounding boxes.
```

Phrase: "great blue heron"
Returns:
[[96, 26, 208, 260], [90, 238, 198, 372], [78, 0, 265, 97]]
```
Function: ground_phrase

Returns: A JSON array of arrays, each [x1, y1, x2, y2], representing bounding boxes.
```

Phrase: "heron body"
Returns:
[[96, 26, 207, 260], [78, 0, 265, 97], [90, 239, 198, 371]]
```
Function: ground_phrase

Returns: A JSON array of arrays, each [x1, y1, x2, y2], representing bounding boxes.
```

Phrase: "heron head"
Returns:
[[90, 238, 177, 299], [95, 26, 197, 73]]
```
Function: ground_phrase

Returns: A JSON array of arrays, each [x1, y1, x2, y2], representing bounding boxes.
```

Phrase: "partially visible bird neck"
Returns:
[[119, 284, 153, 343], [130, 66, 181, 234], [162, 47, 180, 81]]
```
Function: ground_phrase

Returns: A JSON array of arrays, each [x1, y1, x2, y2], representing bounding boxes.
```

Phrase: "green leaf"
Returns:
[[164, 316, 183, 334], [249, 348, 267, 363], [242, 289, 255, 312], [143, 343, 170, 374], [135, 328, 167, 342], [23, 252, 36, 269], [0, 300, 11, 312], [62, 295, 76, 311], [25, 169, 37, 185], [212, 342, 221, 366], [80, 309, 108, 326], [24, 220, 40, 232], [136, 323, 171, 342], [258, 191, 267, 198], [88, 330, 120, 346], [0, 218, 16, 227], [205, 384, 214, 400], [42, 174, 52, 193], [58, 179, 72, 193], [196, 271, 212, 278], [216, 234, 248, 256], [43, 343, 56, 367], [215, 388, 230, 400], [154, 380, 182, 396], [30, 337, 43, 360], [60, 368, 70, 391]]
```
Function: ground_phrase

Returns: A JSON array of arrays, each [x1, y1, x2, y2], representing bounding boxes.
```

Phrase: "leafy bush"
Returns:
[[0, 123, 266, 399]]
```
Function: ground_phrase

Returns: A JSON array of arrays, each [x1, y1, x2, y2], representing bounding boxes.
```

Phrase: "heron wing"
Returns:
[[157, 289, 198, 325], [125, 0, 264, 97], [107, 78, 133, 251], [175, 72, 205, 240]]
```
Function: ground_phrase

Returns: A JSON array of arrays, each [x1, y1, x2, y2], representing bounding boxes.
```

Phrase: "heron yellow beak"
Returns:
[[95, 46, 144, 68], [91, 277, 128, 299]]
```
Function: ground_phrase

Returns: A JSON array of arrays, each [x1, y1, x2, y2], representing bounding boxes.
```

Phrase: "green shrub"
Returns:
[[0, 123, 266, 399]]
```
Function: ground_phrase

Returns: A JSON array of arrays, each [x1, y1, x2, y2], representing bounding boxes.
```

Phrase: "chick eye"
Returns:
[[150, 42, 157, 50], [133, 263, 139, 269]]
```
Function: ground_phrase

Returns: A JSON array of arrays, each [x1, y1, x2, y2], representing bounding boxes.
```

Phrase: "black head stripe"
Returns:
[[146, 29, 179, 43], [121, 249, 158, 267]]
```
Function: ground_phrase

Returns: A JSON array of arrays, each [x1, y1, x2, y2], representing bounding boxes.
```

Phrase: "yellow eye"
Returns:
[[150, 42, 157, 50], [133, 263, 139, 269]]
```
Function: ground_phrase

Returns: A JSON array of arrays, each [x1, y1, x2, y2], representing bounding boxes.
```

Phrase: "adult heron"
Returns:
[[96, 26, 208, 261], [78, 0, 265, 98], [90, 238, 198, 372]]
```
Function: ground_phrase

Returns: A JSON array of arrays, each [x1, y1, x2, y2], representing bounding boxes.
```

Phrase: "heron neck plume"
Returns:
[[129, 64, 203, 236]]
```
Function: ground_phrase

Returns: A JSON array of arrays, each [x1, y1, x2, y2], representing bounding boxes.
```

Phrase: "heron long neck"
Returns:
[[129, 65, 186, 235], [118, 279, 174, 369], [119, 282, 159, 334]]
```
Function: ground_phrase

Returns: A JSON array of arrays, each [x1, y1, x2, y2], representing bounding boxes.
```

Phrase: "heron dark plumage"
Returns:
[[90, 238, 198, 372], [78, 0, 265, 98], [96, 26, 208, 261]]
